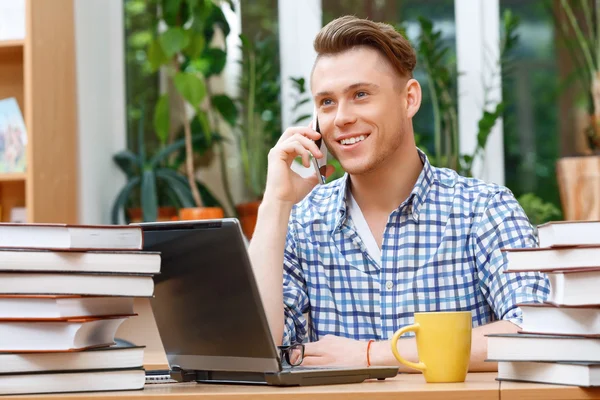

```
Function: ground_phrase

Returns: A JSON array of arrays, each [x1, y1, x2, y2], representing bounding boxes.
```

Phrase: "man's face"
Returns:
[[311, 46, 417, 176]]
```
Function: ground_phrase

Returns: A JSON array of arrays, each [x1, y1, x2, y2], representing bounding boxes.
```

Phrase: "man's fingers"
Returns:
[[282, 133, 323, 159], [303, 341, 324, 356], [300, 355, 329, 367], [279, 142, 310, 167], [279, 127, 321, 143]]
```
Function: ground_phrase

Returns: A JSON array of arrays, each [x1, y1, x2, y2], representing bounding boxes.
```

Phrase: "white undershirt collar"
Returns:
[[346, 190, 382, 266]]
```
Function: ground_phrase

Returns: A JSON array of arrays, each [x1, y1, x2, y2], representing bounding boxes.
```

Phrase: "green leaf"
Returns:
[[125, 0, 146, 15], [156, 168, 195, 208], [200, 48, 227, 77], [184, 33, 206, 59], [211, 95, 238, 127], [293, 113, 312, 124], [150, 137, 187, 168], [239, 33, 251, 50], [205, 5, 230, 38], [290, 77, 306, 93], [173, 72, 206, 107], [141, 169, 158, 222], [292, 98, 310, 111], [191, 0, 213, 27], [129, 31, 153, 49], [113, 150, 141, 177], [111, 176, 141, 224], [150, 133, 219, 167], [147, 39, 169, 72], [188, 58, 210, 74], [196, 111, 212, 142], [137, 104, 146, 164], [161, 0, 184, 26], [195, 179, 222, 208], [159, 27, 190, 58], [153, 94, 170, 145]]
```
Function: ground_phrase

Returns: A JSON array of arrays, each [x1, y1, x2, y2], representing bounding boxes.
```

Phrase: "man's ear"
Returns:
[[405, 78, 422, 119]]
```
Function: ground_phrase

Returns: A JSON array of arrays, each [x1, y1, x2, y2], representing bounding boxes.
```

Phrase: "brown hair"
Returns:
[[313, 15, 417, 78]]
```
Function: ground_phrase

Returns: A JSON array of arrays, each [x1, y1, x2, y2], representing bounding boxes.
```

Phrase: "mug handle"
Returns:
[[390, 323, 426, 372]]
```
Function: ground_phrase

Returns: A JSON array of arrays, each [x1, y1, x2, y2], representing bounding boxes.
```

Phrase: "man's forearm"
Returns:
[[247, 199, 294, 346], [469, 320, 519, 371], [370, 320, 519, 371]]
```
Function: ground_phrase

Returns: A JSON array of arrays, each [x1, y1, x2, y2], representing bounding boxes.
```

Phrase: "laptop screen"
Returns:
[[141, 219, 280, 372]]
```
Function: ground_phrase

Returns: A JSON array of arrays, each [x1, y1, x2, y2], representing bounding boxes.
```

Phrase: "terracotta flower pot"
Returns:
[[179, 207, 224, 221], [127, 207, 178, 223], [236, 200, 261, 240]]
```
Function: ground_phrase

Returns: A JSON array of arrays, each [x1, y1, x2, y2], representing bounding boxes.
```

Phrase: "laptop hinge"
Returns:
[[170, 365, 200, 382]]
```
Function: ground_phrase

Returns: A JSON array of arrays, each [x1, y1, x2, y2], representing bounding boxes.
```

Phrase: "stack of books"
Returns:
[[0, 223, 160, 395], [489, 220, 600, 387]]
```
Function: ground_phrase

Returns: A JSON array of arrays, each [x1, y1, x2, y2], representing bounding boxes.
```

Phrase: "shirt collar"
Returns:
[[409, 148, 435, 222], [332, 147, 435, 231], [333, 173, 350, 232]]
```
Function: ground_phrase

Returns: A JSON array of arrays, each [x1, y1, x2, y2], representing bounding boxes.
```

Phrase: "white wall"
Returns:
[[278, 0, 321, 130], [74, 0, 127, 224], [455, 0, 504, 185]]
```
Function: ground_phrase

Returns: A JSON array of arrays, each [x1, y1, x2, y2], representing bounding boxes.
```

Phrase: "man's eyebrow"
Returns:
[[315, 82, 380, 97]]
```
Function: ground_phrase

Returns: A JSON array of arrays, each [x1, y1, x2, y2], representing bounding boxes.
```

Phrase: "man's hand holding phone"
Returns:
[[311, 116, 328, 185], [264, 124, 331, 206]]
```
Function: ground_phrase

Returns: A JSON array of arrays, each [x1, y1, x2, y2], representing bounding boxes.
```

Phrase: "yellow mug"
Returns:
[[390, 311, 472, 383]]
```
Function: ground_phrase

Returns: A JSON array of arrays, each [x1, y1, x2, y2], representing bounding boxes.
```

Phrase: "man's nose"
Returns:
[[334, 102, 357, 128]]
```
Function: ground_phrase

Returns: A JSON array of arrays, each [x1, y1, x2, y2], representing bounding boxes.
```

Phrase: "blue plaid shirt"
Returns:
[[282, 149, 549, 345]]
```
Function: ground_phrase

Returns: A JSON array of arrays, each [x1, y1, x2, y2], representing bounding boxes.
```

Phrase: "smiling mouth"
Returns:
[[339, 135, 368, 145]]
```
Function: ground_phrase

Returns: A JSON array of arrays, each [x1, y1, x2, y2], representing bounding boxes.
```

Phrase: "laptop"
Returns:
[[138, 218, 399, 386]]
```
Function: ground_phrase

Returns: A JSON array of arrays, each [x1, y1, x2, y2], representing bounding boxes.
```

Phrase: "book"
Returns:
[[0, 316, 130, 351], [0, 295, 134, 319], [519, 303, 600, 336], [503, 246, 600, 272], [0, 367, 145, 395], [0, 97, 26, 173], [0, 223, 143, 250], [0, 248, 160, 274], [546, 269, 600, 306], [0, 272, 154, 297], [538, 220, 600, 248], [9, 206, 25, 223], [0, 345, 144, 374], [487, 333, 600, 362], [497, 361, 600, 387]]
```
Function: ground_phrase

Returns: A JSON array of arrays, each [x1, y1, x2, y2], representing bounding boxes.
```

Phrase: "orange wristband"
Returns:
[[366, 339, 375, 367]]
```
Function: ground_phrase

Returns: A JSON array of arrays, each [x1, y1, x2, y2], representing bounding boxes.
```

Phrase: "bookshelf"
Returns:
[[0, 0, 78, 224]]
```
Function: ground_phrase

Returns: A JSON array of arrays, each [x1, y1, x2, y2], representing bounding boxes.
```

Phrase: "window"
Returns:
[[321, 0, 457, 161], [501, 0, 560, 210]]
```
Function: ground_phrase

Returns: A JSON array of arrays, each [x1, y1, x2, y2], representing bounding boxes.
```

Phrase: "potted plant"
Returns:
[[547, 1, 600, 220], [146, 0, 238, 220], [234, 34, 313, 238], [412, 11, 518, 177], [111, 110, 222, 224]]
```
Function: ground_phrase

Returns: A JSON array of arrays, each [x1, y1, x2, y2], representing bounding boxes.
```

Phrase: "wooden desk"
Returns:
[[500, 381, 600, 400], [3, 372, 499, 400]]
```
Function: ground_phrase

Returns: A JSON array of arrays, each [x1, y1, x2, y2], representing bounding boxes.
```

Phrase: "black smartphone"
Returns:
[[312, 112, 327, 184]]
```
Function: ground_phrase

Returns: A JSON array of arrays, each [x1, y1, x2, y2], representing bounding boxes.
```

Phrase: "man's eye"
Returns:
[[321, 98, 333, 106], [356, 91, 367, 98]]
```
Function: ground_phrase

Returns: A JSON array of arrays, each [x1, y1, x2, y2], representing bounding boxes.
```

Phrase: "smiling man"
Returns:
[[248, 16, 549, 371]]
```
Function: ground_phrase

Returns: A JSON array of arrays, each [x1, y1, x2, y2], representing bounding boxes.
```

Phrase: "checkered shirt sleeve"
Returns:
[[282, 221, 309, 345], [473, 189, 550, 326]]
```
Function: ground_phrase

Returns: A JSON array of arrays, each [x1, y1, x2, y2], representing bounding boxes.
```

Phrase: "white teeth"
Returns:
[[340, 135, 366, 145]]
